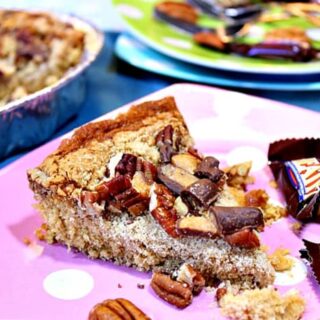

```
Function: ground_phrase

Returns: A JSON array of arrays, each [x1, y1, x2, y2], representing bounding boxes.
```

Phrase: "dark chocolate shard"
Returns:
[[115, 153, 137, 178], [210, 206, 264, 235], [301, 239, 320, 284], [158, 164, 198, 195], [181, 178, 219, 210], [230, 42, 317, 62], [195, 156, 224, 183]]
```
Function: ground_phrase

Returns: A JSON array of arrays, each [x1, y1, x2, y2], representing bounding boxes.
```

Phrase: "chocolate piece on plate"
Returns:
[[210, 206, 264, 235], [300, 239, 320, 284], [268, 138, 320, 222]]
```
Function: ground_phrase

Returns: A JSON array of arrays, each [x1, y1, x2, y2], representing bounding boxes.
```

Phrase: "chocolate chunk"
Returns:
[[195, 156, 224, 182], [210, 206, 264, 235], [268, 138, 320, 222], [181, 179, 219, 210], [301, 239, 320, 284], [158, 164, 198, 195], [115, 153, 137, 177]]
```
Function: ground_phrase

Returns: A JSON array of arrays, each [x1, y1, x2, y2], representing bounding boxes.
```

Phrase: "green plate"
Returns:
[[113, 0, 320, 74]]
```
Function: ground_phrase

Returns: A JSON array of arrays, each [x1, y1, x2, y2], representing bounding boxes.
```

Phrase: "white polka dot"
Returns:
[[163, 37, 192, 49], [117, 4, 143, 19], [43, 269, 94, 300], [274, 257, 307, 286], [226, 146, 267, 172], [307, 28, 320, 41]]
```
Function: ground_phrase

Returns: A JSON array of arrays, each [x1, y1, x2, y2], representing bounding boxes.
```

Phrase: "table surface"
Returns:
[[0, 2, 320, 169]]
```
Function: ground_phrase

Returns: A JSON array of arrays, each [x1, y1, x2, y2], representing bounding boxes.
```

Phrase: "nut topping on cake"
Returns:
[[171, 153, 200, 174], [177, 215, 218, 238], [156, 125, 175, 163], [88, 298, 151, 320], [225, 229, 260, 248], [96, 175, 132, 201], [150, 184, 180, 238], [151, 272, 193, 308], [181, 179, 219, 210], [195, 156, 225, 183], [115, 153, 138, 178], [210, 206, 264, 235], [158, 164, 198, 194]]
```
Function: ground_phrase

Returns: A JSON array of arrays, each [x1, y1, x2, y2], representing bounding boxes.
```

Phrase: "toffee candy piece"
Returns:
[[210, 206, 264, 235], [181, 178, 219, 210], [195, 156, 224, 182], [268, 138, 320, 221]]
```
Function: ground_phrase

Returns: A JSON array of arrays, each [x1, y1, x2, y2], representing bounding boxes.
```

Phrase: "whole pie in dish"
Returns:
[[28, 97, 275, 290], [0, 10, 85, 107]]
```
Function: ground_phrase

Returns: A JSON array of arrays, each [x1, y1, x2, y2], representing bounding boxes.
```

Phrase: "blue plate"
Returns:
[[115, 33, 320, 91]]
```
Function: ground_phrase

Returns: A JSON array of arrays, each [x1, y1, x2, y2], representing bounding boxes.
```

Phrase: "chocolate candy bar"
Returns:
[[268, 138, 320, 221], [300, 239, 320, 284], [210, 206, 264, 235]]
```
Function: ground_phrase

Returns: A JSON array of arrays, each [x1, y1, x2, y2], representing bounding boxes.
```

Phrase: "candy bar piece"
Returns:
[[210, 206, 264, 235], [301, 239, 320, 284], [181, 178, 219, 210], [158, 164, 198, 194], [171, 153, 200, 174], [177, 215, 218, 238], [195, 156, 224, 182], [268, 138, 320, 222]]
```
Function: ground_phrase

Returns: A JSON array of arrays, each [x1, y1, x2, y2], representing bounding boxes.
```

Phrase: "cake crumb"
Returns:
[[268, 248, 294, 272], [35, 223, 48, 241], [269, 180, 278, 188], [137, 283, 145, 289], [219, 287, 305, 320], [291, 222, 302, 235], [23, 237, 32, 245], [117, 283, 122, 288]]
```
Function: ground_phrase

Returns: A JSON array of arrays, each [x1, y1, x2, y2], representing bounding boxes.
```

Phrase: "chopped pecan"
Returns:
[[158, 164, 198, 194], [155, 1, 198, 24], [80, 191, 100, 204], [150, 184, 179, 238], [176, 264, 205, 295], [171, 153, 201, 174], [88, 298, 150, 320], [216, 287, 227, 302], [195, 156, 224, 183], [115, 153, 137, 178], [177, 215, 218, 238], [224, 229, 260, 249], [210, 206, 264, 235], [187, 147, 203, 160], [181, 179, 219, 210], [245, 189, 269, 208], [156, 125, 176, 163], [96, 175, 131, 201], [151, 272, 192, 308], [223, 161, 254, 190]]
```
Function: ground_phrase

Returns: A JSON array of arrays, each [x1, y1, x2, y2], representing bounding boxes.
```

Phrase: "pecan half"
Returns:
[[115, 153, 137, 178], [151, 272, 192, 308], [156, 125, 176, 163], [88, 298, 150, 320], [176, 264, 205, 295], [96, 175, 131, 201], [155, 1, 198, 24], [224, 229, 260, 249], [150, 184, 179, 238], [158, 164, 198, 194]]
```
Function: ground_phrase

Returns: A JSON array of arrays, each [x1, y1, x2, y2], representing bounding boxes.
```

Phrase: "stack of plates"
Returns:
[[112, 0, 320, 91]]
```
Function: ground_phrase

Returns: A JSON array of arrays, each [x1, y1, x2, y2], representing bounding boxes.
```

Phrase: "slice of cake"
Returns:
[[28, 97, 274, 289]]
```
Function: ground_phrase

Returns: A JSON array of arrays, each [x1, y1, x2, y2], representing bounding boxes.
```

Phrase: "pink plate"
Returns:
[[1, 84, 319, 319]]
